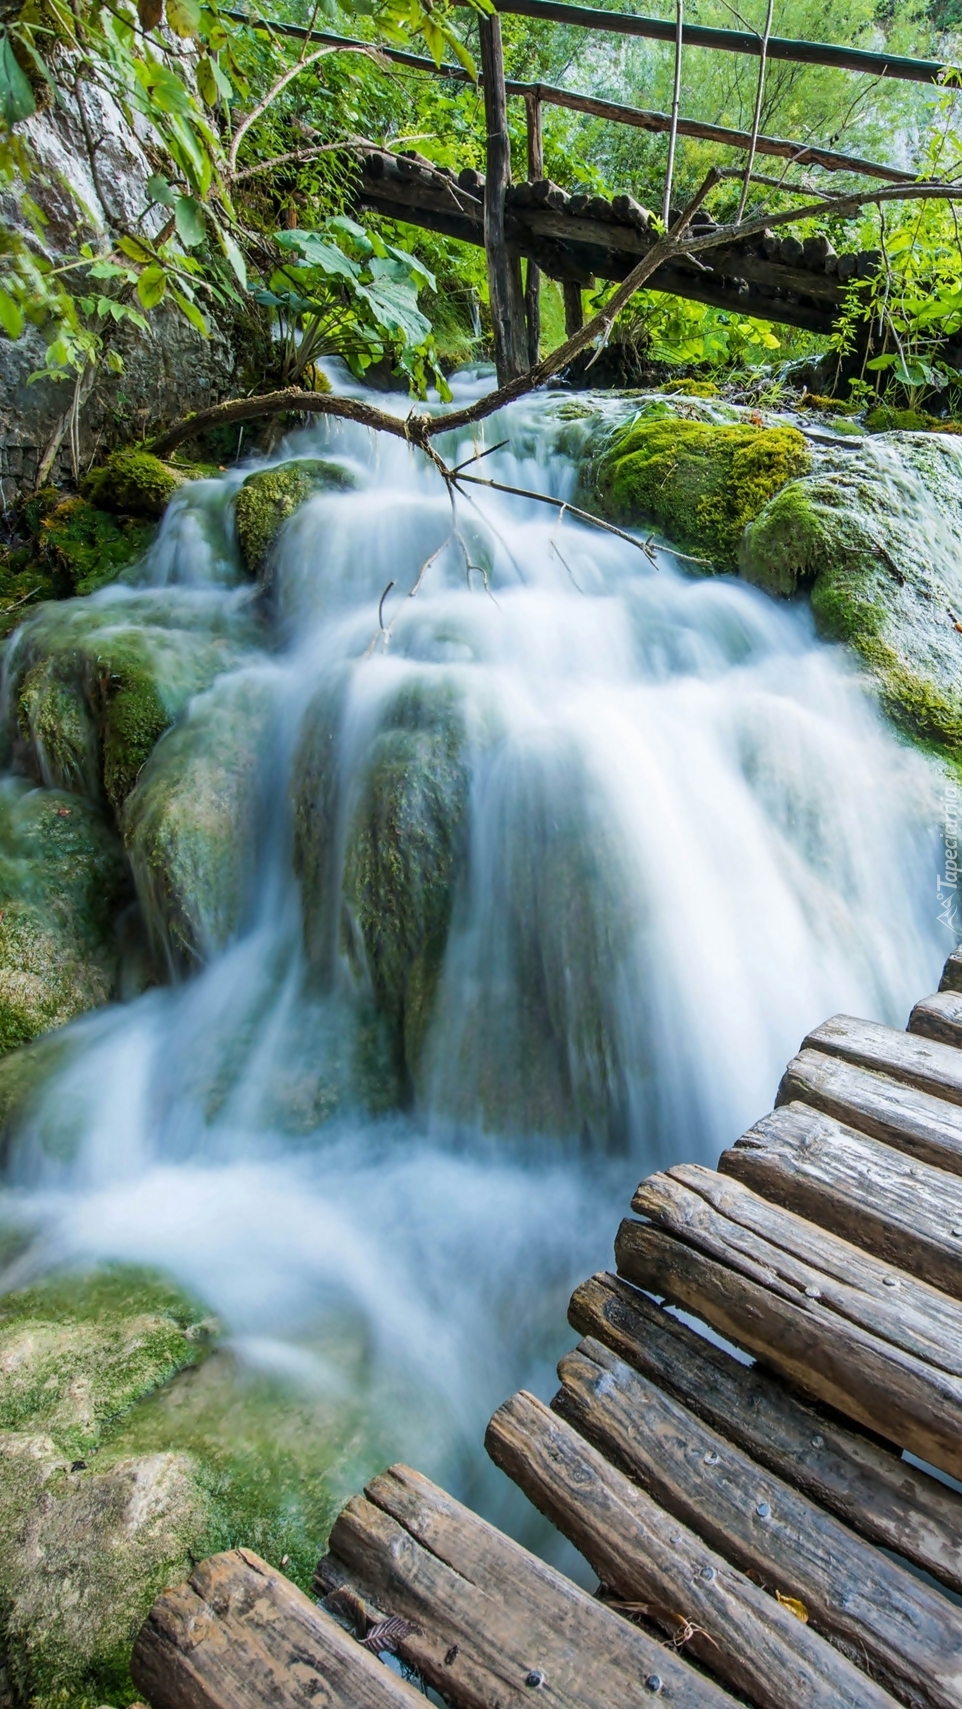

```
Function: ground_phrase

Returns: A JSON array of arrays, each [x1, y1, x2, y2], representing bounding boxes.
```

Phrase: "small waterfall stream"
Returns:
[[0, 375, 949, 1536]]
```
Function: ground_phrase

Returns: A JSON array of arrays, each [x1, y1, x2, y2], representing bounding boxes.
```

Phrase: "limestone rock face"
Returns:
[[0, 782, 128, 1056], [741, 432, 962, 765]]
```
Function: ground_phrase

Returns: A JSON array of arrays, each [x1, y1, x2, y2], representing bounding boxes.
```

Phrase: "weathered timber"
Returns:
[[777, 1047, 962, 1173], [617, 1169, 962, 1481], [563, 279, 584, 336], [939, 948, 962, 993], [130, 1547, 424, 1709], [909, 989, 962, 1050], [569, 1270, 962, 1596], [553, 1339, 962, 1709], [486, 1389, 903, 1709], [802, 1013, 962, 1105], [479, 16, 528, 383], [719, 1101, 962, 1296], [454, 0, 949, 84], [316, 1463, 737, 1708]]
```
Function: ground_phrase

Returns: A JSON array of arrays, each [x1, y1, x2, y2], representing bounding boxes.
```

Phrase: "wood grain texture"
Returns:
[[719, 1101, 962, 1295], [130, 1548, 423, 1709], [486, 1389, 902, 1709], [909, 990, 962, 1049], [317, 1464, 736, 1708], [618, 1169, 962, 1480], [939, 949, 962, 994], [776, 1047, 962, 1174], [553, 1339, 962, 1709], [569, 1270, 962, 1596], [802, 1014, 962, 1104]]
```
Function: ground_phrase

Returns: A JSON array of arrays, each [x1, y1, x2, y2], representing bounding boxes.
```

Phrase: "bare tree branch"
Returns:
[[737, 0, 774, 222], [228, 43, 388, 174]]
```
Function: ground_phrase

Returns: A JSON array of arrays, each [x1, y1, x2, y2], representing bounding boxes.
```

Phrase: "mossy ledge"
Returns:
[[234, 458, 357, 580], [594, 414, 811, 568]]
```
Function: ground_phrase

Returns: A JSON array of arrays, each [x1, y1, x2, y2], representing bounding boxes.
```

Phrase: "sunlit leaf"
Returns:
[[172, 287, 209, 336], [166, 0, 201, 35], [0, 29, 37, 125], [216, 224, 248, 288], [175, 194, 206, 248], [118, 234, 155, 263], [137, 263, 167, 308], [0, 287, 24, 338]]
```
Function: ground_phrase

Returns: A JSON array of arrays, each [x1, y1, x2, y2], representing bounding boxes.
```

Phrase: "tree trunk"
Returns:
[[524, 90, 543, 366], [563, 278, 584, 336], [479, 15, 528, 383]]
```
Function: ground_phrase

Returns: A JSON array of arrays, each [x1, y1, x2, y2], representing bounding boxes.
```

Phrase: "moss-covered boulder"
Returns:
[[0, 781, 129, 1058], [0, 1265, 366, 1707], [10, 593, 256, 817], [741, 432, 962, 763], [234, 458, 356, 580], [125, 676, 275, 967], [595, 414, 811, 567], [31, 491, 155, 599], [82, 449, 186, 519]]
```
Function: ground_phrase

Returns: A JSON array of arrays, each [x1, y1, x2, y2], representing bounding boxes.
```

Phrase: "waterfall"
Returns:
[[0, 374, 947, 1522]]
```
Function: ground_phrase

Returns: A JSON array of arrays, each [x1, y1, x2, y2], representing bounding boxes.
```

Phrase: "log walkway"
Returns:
[[358, 147, 877, 337], [132, 950, 962, 1709]]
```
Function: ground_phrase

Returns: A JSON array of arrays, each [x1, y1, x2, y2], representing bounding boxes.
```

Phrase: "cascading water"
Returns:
[[0, 375, 949, 1541]]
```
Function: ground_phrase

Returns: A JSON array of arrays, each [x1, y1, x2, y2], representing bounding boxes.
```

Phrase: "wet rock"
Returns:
[[82, 450, 187, 520], [125, 675, 275, 967], [595, 412, 810, 567], [29, 489, 156, 598], [234, 458, 356, 580], [0, 781, 128, 1057], [10, 593, 255, 816], [740, 432, 962, 764]]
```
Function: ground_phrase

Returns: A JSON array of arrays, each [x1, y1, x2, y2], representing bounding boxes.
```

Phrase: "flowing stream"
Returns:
[[0, 375, 949, 1544]]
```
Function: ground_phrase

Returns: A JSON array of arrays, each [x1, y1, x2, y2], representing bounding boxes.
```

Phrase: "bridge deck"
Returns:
[[357, 148, 883, 334], [131, 950, 962, 1709]]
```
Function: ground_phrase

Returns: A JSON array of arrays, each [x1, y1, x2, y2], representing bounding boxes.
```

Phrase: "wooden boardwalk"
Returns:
[[358, 148, 877, 336], [131, 951, 962, 1709]]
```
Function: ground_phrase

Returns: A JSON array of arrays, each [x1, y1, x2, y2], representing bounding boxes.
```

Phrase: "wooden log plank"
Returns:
[[552, 1339, 962, 1709], [909, 990, 962, 1050], [130, 1547, 424, 1709], [523, 91, 542, 365], [802, 1013, 962, 1105], [479, 15, 528, 383], [777, 1046, 962, 1174], [317, 1464, 737, 1708], [617, 1176, 962, 1481], [939, 947, 962, 993], [486, 1389, 903, 1709], [719, 1101, 962, 1296], [569, 1270, 962, 1595]]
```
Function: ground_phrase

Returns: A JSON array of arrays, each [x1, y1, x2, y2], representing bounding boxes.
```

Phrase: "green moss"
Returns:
[[340, 679, 469, 1088], [0, 781, 128, 1058], [595, 416, 810, 567], [82, 450, 185, 520], [234, 458, 357, 580], [37, 495, 155, 596], [662, 379, 719, 397], [125, 678, 274, 966]]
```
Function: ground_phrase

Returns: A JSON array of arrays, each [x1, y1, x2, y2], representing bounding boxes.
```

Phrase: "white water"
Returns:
[[0, 376, 949, 1531]]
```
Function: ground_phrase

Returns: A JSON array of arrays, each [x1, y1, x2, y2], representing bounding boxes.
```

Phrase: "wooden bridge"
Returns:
[[131, 949, 962, 1709]]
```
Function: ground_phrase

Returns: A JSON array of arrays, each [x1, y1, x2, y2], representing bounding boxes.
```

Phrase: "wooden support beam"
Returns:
[[777, 1047, 962, 1174], [524, 91, 543, 366], [803, 1012, 962, 1105], [563, 278, 584, 336], [569, 1271, 962, 1597], [479, 15, 528, 383]]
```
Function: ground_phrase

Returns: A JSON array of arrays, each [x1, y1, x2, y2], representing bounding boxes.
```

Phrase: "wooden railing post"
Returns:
[[523, 88, 543, 366], [479, 13, 528, 383], [563, 279, 584, 337]]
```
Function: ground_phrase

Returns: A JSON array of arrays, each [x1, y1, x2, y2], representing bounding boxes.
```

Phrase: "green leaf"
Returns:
[[166, 0, 201, 35], [172, 287, 209, 336], [175, 195, 206, 248], [0, 29, 37, 126], [106, 349, 125, 373], [118, 234, 155, 263], [0, 287, 24, 338], [865, 353, 896, 371], [147, 172, 178, 208], [216, 224, 248, 288], [275, 228, 359, 280], [137, 263, 167, 309]]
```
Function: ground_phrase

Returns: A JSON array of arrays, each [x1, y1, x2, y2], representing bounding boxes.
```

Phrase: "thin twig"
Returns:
[[663, 0, 684, 227], [450, 440, 509, 473], [737, 0, 774, 221]]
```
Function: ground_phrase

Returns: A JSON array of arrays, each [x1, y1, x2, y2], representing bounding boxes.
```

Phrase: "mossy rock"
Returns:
[[125, 675, 275, 967], [0, 780, 129, 1059], [594, 415, 810, 567], [234, 458, 357, 580], [82, 449, 186, 520], [11, 594, 255, 817], [35, 492, 155, 596], [863, 405, 962, 436], [741, 432, 962, 764], [0, 1264, 370, 1707], [662, 379, 719, 398]]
